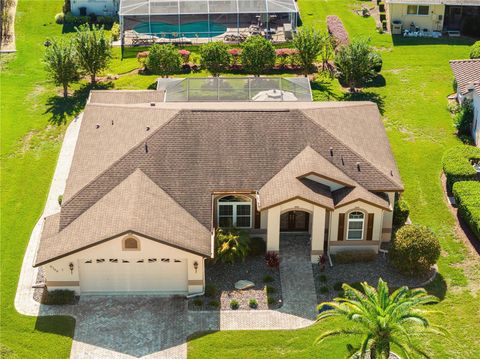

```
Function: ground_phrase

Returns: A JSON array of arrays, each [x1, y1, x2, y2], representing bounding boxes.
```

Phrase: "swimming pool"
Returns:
[[134, 21, 227, 38]]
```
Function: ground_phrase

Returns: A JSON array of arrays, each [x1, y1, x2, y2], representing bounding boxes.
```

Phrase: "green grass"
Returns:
[[1, 0, 480, 358]]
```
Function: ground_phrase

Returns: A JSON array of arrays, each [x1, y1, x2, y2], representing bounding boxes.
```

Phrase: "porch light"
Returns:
[[193, 261, 199, 273], [69, 262, 74, 274]]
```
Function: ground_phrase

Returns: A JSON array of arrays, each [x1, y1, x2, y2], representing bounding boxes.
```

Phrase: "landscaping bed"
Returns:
[[312, 255, 435, 303], [188, 255, 282, 311]]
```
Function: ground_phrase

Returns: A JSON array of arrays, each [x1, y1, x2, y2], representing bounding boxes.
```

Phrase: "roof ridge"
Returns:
[[299, 108, 402, 190], [449, 59, 480, 63]]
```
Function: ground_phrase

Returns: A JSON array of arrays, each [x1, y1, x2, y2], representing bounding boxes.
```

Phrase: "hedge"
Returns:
[[453, 181, 480, 240], [442, 145, 480, 191]]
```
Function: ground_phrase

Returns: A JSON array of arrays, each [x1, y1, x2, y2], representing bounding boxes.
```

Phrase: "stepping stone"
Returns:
[[235, 280, 255, 290]]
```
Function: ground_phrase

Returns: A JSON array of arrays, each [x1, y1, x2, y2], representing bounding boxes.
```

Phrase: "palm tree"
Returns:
[[316, 279, 443, 359]]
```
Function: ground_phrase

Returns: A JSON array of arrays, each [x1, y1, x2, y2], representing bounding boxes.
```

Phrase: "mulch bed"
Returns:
[[313, 255, 435, 303], [188, 255, 282, 311]]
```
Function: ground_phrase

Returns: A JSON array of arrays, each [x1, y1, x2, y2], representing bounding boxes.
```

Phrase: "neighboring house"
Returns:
[[385, 0, 480, 34], [450, 59, 480, 146], [34, 90, 403, 296], [71, 0, 119, 16]]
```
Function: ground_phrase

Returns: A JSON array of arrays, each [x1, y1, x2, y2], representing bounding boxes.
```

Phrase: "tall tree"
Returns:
[[199, 41, 231, 76], [241, 35, 275, 76], [292, 27, 324, 76], [44, 39, 79, 98], [146, 44, 181, 77], [316, 279, 442, 359], [334, 38, 381, 91], [74, 24, 112, 84]]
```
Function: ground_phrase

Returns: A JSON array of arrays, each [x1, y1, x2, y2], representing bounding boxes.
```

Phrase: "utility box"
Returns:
[[391, 20, 402, 35]]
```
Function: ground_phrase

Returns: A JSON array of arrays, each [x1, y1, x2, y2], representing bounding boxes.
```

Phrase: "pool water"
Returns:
[[134, 21, 227, 38]]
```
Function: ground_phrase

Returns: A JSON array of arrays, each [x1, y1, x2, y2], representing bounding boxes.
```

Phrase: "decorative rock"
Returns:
[[234, 280, 255, 290]]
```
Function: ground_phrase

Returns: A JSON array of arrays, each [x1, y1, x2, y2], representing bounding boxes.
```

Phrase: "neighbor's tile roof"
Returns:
[[36, 99, 402, 265], [450, 59, 480, 95], [35, 169, 211, 266]]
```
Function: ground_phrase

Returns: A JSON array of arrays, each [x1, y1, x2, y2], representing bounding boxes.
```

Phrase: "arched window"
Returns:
[[217, 195, 252, 228], [123, 237, 139, 250], [347, 211, 364, 240]]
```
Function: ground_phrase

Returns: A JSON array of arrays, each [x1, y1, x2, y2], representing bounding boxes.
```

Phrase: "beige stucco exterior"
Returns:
[[43, 233, 205, 295], [473, 91, 480, 146], [387, 3, 445, 32]]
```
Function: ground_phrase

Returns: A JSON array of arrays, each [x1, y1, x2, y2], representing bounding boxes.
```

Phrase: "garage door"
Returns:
[[79, 257, 188, 294]]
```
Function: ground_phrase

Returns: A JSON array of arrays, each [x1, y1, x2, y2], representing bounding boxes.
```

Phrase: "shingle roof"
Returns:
[[36, 99, 402, 265], [386, 0, 480, 5], [333, 187, 390, 210], [450, 59, 480, 95], [35, 169, 211, 266]]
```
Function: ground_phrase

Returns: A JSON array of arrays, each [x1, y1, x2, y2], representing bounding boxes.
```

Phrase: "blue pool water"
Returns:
[[134, 21, 227, 38]]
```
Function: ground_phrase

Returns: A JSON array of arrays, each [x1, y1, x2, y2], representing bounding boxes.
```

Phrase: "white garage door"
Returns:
[[79, 257, 188, 294]]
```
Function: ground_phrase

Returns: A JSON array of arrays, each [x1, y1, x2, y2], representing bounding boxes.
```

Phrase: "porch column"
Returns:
[[311, 205, 325, 263], [266, 206, 280, 252]]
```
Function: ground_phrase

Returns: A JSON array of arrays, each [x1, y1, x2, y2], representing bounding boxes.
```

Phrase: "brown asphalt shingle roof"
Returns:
[[450, 59, 480, 95], [36, 100, 402, 265]]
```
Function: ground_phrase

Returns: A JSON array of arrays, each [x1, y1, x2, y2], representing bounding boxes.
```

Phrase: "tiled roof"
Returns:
[[450, 59, 480, 95]]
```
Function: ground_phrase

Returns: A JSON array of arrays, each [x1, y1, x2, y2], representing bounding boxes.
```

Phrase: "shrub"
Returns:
[[178, 49, 191, 65], [215, 228, 250, 264], [319, 274, 327, 283], [230, 299, 239, 310], [241, 35, 276, 76], [333, 281, 343, 291], [454, 99, 474, 139], [470, 41, 480, 59], [378, 2, 385, 12], [208, 300, 220, 308], [442, 145, 480, 191], [267, 296, 276, 305], [199, 41, 230, 76], [453, 181, 480, 240], [326, 15, 349, 46], [96, 15, 115, 26], [228, 48, 242, 67], [250, 236, 266, 255], [263, 274, 274, 283], [393, 195, 410, 227], [249, 299, 258, 309], [55, 12, 65, 24], [382, 19, 387, 30], [265, 285, 276, 294], [389, 224, 441, 276], [319, 286, 329, 294], [292, 27, 324, 75], [371, 52, 383, 72], [58, 195, 63, 205], [334, 250, 376, 264], [64, 12, 90, 25], [111, 22, 120, 41], [379, 12, 386, 22], [146, 43, 181, 77], [205, 283, 216, 298], [193, 298, 203, 307], [265, 251, 280, 268], [41, 289, 75, 305]]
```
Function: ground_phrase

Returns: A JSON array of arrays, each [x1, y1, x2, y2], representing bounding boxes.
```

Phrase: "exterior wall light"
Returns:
[[69, 262, 74, 274], [193, 261, 199, 273]]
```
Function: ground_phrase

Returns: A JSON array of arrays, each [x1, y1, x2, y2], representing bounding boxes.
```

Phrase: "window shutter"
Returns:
[[337, 213, 345, 241], [366, 213, 374, 241]]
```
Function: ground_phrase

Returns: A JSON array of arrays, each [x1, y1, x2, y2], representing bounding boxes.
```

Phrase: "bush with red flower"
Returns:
[[178, 49, 191, 65], [228, 48, 242, 67], [275, 48, 298, 68]]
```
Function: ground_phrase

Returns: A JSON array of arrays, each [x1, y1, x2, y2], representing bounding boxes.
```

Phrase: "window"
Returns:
[[123, 236, 139, 250], [217, 195, 252, 228], [407, 5, 429, 15], [347, 211, 365, 240]]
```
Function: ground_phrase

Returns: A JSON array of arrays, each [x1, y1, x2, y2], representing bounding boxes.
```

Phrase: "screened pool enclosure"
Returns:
[[119, 0, 299, 43]]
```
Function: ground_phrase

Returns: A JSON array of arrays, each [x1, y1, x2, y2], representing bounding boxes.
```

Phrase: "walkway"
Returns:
[[14, 117, 317, 359]]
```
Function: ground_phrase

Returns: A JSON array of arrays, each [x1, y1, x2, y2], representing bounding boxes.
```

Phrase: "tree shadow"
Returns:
[[341, 91, 385, 115], [34, 315, 76, 337], [365, 74, 386, 88], [45, 82, 113, 125], [424, 273, 447, 301], [310, 78, 341, 101], [391, 34, 475, 47]]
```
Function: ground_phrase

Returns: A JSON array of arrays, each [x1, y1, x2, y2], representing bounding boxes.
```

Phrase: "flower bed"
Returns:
[[188, 255, 282, 311], [453, 181, 480, 240], [326, 15, 349, 46]]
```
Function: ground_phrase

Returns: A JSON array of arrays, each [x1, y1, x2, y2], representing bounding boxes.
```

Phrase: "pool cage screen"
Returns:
[[119, 0, 298, 39]]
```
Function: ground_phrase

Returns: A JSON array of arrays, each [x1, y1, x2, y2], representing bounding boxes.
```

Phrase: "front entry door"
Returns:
[[280, 211, 309, 232]]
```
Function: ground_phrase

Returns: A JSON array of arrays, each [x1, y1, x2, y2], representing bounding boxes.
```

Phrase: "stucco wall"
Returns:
[[381, 192, 395, 241], [387, 3, 445, 32], [71, 0, 117, 16], [43, 233, 205, 295], [473, 92, 480, 146]]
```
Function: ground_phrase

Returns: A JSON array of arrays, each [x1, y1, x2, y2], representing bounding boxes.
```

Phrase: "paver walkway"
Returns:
[[14, 117, 318, 358]]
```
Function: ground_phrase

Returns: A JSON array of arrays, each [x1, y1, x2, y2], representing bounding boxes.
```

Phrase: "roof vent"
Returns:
[[150, 102, 156, 107], [329, 146, 333, 156], [96, 124, 100, 129], [341, 156, 345, 166], [356, 162, 361, 171], [146, 126, 150, 131], [111, 120, 114, 125], [145, 142, 149, 153], [390, 170, 394, 177]]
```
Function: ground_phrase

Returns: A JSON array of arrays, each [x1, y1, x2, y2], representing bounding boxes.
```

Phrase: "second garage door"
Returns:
[[79, 257, 188, 294]]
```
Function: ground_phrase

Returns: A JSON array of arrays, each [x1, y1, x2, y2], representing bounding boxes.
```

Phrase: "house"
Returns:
[[385, 0, 480, 34], [71, 0, 119, 16], [450, 59, 480, 146], [34, 90, 403, 296]]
